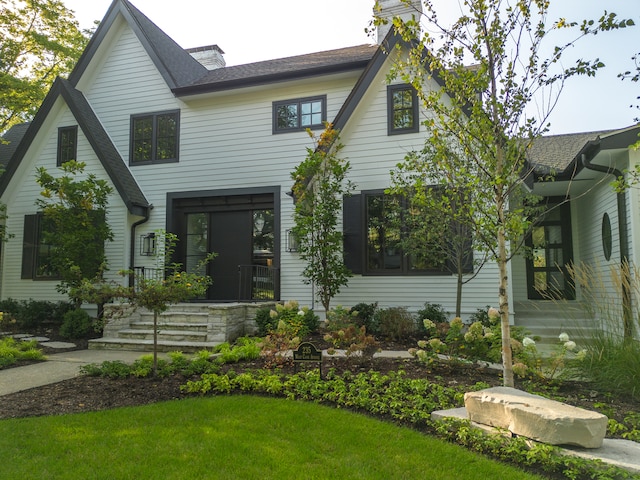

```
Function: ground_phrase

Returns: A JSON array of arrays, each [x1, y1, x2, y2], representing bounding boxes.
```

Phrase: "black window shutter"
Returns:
[[21, 214, 38, 279], [343, 194, 362, 274]]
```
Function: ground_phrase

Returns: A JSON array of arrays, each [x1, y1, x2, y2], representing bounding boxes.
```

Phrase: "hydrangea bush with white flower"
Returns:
[[267, 300, 319, 338], [411, 307, 531, 366], [518, 331, 586, 381]]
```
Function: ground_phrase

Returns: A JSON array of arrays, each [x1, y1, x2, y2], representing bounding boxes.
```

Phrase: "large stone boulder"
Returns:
[[464, 387, 607, 448]]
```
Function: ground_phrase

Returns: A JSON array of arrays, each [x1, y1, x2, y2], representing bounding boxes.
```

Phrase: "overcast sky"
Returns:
[[61, 0, 639, 135]]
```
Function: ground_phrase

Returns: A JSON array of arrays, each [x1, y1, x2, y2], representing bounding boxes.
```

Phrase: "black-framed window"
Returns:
[[57, 126, 77, 166], [387, 84, 419, 135], [21, 213, 58, 280], [343, 191, 473, 276], [130, 110, 179, 164], [273, 96, 326, 133], [525, 198, 574, 300]]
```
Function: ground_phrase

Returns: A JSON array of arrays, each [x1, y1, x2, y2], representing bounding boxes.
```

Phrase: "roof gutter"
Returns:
[[581, 150, 633, 340], [129, 205, 153, 287]]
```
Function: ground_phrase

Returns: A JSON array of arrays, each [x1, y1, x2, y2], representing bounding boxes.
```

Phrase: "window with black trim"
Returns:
[[130, 110, 179, 164], [273, 96, 326, 133], [57, 126, 77, 166], [21, 214, 58, 280], [343, 190, 473, 276], [387, 84, 419, 135]]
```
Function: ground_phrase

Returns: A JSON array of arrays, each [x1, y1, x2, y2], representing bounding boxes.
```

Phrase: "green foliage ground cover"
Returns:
[[0, 337, 44, 369], [0, 396, 544, 480]]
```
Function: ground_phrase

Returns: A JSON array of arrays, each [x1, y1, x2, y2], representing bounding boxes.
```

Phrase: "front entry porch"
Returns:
[[89, 302, 275, 352]]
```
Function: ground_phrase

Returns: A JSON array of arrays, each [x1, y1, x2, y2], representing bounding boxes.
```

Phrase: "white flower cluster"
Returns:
[[559, 332, 576, 351]]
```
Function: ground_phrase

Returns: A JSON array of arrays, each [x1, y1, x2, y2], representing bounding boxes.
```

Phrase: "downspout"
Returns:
[[129, 205, 153, 288], [581, 152, 633, 340]]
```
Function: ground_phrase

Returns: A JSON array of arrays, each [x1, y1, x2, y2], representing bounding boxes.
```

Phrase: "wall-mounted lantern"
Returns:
[[286, 229, 298, 253], [140, 232, 156, 256]]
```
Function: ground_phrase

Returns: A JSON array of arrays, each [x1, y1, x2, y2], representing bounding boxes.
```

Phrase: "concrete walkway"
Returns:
[[0, 349, 152, 396]]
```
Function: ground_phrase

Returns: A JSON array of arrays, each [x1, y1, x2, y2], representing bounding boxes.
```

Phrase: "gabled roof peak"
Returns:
[[69, 0, 207, 89]]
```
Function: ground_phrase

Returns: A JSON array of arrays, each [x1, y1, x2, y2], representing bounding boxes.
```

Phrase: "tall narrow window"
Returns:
[[387, 84, 419, 135], [273, 96, 326, 133], [130, 110, 179, 164], [21, 214, 58, 280], [57, 126, 77, 166]]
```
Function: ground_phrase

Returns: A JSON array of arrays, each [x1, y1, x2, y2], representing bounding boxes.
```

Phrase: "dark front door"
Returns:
[[209, 211, 252, 300], [173, 190, 277, 301]]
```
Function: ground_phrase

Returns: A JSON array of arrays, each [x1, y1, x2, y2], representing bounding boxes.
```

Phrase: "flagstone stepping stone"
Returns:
[[40, 341, 77, 349], [21, 336, 50, 342]]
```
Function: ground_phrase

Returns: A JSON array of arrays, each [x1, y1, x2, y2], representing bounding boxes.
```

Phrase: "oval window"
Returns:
[[602, 213, 612, 261]]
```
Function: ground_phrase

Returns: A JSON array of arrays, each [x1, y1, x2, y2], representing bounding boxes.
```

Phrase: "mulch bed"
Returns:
[[1, 330, 638, 429]]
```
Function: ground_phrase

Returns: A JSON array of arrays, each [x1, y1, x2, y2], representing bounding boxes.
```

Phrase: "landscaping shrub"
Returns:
[[468, 306, 492, 327], [325, 305, 359, 331], [0, 298, 21, 327], [0, 298, 73, 330], [323, 325, 379, 358], [350, 302, 377, 331], [416, 302, 448, 334], [59, 309, 93, 339], [254, 307, 274, 336], [373, 306, 417, 340], [254, 301, 318, 337]]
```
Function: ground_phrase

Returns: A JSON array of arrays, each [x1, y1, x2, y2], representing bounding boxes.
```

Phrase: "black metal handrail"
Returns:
[[238, 265, 280, 301], [132, 266, 163, 290]]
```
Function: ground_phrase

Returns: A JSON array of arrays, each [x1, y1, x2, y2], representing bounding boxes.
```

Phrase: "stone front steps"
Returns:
[[89, 302, 274, 353], [514, 300, 598, 345], [87, 337, 219, 353]]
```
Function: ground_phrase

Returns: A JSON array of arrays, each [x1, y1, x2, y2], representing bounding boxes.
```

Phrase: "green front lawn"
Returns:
[[0, 395, 542, 479]]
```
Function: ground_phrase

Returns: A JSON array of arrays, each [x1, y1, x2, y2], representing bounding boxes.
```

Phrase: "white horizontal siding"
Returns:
[[1, 17, 508, 315], [0, 101, 129, 301]]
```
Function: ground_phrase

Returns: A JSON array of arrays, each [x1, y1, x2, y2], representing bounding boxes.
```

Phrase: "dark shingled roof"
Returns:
[[69, 0, 207, 89], [528, 130, 616, 174], [0, 78, 150, 215], [0, 123, 30, 167], [174, 45, 378, 94]]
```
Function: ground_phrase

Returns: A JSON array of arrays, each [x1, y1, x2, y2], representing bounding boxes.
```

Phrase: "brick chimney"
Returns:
[[187, 44, 226, 70], [375, 0, 423, 44]]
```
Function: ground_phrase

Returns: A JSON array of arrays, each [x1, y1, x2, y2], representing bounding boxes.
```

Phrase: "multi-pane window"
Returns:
[[57, 126, 77, 166], [273, 96, 326, 133], [130, 110, 179, 164], [21, 214, 57, 279], [365, 192, 449, 274], [343, 191, 473, 276], [387, 84, 419, 135]]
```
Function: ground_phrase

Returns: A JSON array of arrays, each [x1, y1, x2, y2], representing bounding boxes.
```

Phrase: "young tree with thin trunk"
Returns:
[[36, 160, 114, 306], [375, 0, 633, 386], [291, 126, 355, 313]]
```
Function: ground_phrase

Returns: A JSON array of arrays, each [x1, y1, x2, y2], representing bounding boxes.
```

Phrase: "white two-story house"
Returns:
[[1, 0, 638, 343]]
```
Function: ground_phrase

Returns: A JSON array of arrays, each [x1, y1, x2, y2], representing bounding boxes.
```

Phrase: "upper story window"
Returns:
[[387, 84, 419, 135], [273, 96, 326, 133], [130, 110, 179, 165], [57, 126, 77, 166]]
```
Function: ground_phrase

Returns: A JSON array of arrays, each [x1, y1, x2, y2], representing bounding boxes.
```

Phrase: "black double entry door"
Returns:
[[171, 192, 275, 301]]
